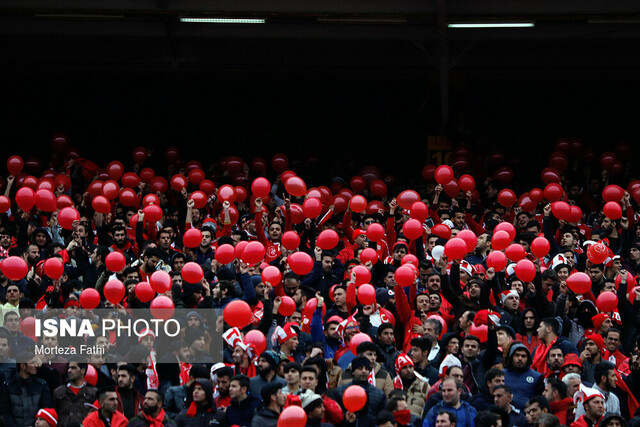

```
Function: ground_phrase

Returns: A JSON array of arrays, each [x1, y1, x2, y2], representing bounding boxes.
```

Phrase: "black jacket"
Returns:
[[0, 374, 52, 427]]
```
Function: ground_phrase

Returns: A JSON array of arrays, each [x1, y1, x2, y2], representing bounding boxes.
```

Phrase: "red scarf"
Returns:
[[549, 397, 574, 425], [143, 409, 167, 427], [531, 337, 557, 375], [392, 375, 403, 390], [179, 362, 191, 386], [186, 402, 214, 418], [613, 369, 639, 417]]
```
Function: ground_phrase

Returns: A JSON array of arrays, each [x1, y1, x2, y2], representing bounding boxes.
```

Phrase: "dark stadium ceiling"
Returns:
[[2, 0, 640, 75]]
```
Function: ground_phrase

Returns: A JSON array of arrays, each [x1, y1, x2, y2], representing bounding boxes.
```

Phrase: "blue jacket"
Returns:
[[503, 343, 544, 410], [224, 394, 262, 427], [422, 400, 477, 427]]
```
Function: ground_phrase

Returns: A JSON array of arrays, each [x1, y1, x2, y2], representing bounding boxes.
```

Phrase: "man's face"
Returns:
[[325, 323, 339, 339], [113, 230, 126, 246], [543, 383, 556, 402], [512, 350, 529, 369], [144, 255, 159, 271], [232, 346, 246, 364], [462, 340, 480, 359], [200, 231, 212, 248], [321, 256, 333, 274], [447, 338, 459, 356], [525, 402, 544, 424], [158, 232, 172, 249], [416, 295, 430, 311], [6, 286, 21, 304], [427, 275, 441, 292], [488, 375, 505, 394], [142, 392, 160, 415], [0, 338, 9, 358], [496, 331, 511, 348], [301, 371, 318, 392], [283, 278, 299, 297], [537, 323, 550, 340], [453, 212, 465, 228], [217, 376, 230, 394], [0, 232, 11, 249], [476, 233, 489, 251], [427, 237, 438, 252], [585, 396, 605, 419], [448, 367, 464, 384], [187, 316, 201, 329], [344, 322, 360, 342], [428, 294, 442, 311], [284, 369, 300, 385], [101, 391, 119, 414], [27, 245, 40, 263], [523, 311, 536, 330], [393, 246, 408, 261], [193, 384, 207, 403], [333, 288, 346, 307], [517, 214, 530, 227], [4, 313, 20, 332], [503, 294, 519, 311], [599, 318, 613, 333], [584, 340, 600, 360], [118, 370, 134, 388], [34, 232, 47, 247], [606, 331, 621, 352], [424, 322, 438, 342], [587, 267, 604, 283], [435, 413, 453, 427], [177, 347, 191, 362], [353, 365, 369, 382], [410, 346, 425, 364], [547, 349, 564, 370], [268, 223, 282, 241], [173, 257, 185, 272], [362, 350, 377, 365], [285, 336, 299, 351], [561, 232, 575, 247], [604, 369, 617, 390], [493, 388, 511, 410], [567, 377, 581, 396], [441, 380, 460, 406]]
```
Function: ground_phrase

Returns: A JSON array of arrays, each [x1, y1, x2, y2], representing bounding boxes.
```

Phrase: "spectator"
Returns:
[[83, 386, 128, 427], [224, 375, 262, 427], [491, 385, 527, 427], [524, 396, 551, 427], [503, 343, 544, 410], [116, 364, 144, 419], [575, 361, 621, 418], [249, 351, 286, 398], [35, 408, 58, 427], [423, 378, 476, 427], [543, 378, 575, 425], [127, 390, 177, 427], [174, 379, 224, 426], [251, 383, 285, 427]]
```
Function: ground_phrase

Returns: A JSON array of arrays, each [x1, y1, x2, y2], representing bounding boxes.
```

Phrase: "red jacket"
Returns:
[[83, 410, 129, 427], [570, 414, 603, 427], [549, 397, 574, 425]]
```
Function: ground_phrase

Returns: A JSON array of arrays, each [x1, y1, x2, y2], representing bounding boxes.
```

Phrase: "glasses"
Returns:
[[364, 220, 375, 225]]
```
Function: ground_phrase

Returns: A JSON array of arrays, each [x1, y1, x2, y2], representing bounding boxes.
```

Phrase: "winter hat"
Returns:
[[591, 313, 610, 330], [439, 354, 462, 377], [250, 275, 263, 288], [275, 322, 299, 345], [36, 409, 58, 427], [474, 309, 501, 326], [496, 324, 516, 339], [395, 353, 414, 374], [137, 328, 155, 343], [259, 350, 280, 371], [500, 290, 519, 305], [376, 288, 394, 306], [216, 267, 235, 282], [585, 334, 605, 355], [459, 260, 474, 276], [352, 229, 367, 240], [182, 281, 203, 295], [184, 327, 206, 347], [300, 391, 324, 411], [186, 311, 203, 324], [574, 384, 604, 407]]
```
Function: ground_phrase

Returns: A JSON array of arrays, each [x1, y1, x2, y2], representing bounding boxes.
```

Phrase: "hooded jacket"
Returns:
[[174, 379, 224, 427], [503, 342, 544, 410]]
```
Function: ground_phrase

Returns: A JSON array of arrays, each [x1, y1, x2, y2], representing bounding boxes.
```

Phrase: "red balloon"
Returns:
[[369, 179, 387, 197], [80, 288, 101, 309], [56, 194, 74, 210], [281, 231, 301, 251], [457, 230, 477, 253], [234, 186, 247, 203], [104, 279, 125, 304], [596, 291, 618, 313], [87, 180, 104, 197], [107, 161, 124, 181], [349, 195, 367, 213], [250, 157, 268, 174], [366, 223, 385, 242], [548, 152, 569, 173], [422, 164, 437, 181], [217, 185, 237, 203], [187, 190, 206, 209], [54, 173, 72, 192], [119, 188, 138, 207], [278, 296, 296, 316], [35, 189, 57, 212], [7, 155, 24, 176], [215, 244, 236, 264], [0, 196, 10, 213], [349, 333, 373, 355], [540, 167, 561, 184], [567, 206, 582, 224], [343, 384, 368, 412], [135, 282, 156, 302], [600, 152, 617, 170], [143, 194, 160, 207], [350, 176, 366, 192], [285, 177, 307, 197], [490, 230, 510, 251], [1, 256, 28, 281], [182, 262, 204, 283], [287, 203, 303, 225], [602, 185, 625, 203], [410, 201, 429, 223], [628, 286, 640, 303], [551, 201, 571, 221], [92, 195, 111, 214], [271, 153, 289, 173], [357, 284, 376, 305], [397, 190, 420, 210], [251, 177, 271, 198], [244, 330, 267, 355], [486, 251, 508, 271], [431, 224, 452, 240], [165, 146, 180, 163], [15, 187, 35, 212], [43, 258, 64, 280], [469, 323, 488, 343], [132, 146, 148, 164], [150, 271, 172, 293], [261, 265, 282, 286], [288, 251, 314, 275], [242, 241, 266, 265], [302, 198, 322, 218], [434, 165, 454, 185], [514, 259, 536, 282], [443, 180, 460, 198], [444, 238, 468, 260], [395, 265, 415, 286], [181, 228, 202, 248], [150, 296, 175, 320], [223, 300, 253, 328], [402, 219, 423, 240], [277, 405, 306, 427], [493, 166, 515, 185], [544, 183, 564, 202], [105, 251, 126, 272], [235, 241, 249, 260], [21, 175, 38, 190], [352, 265, 371, 285], [188, 169, 205, 185], [567, 272, 591, 294], [505, 244, 526, 261], [170, 174, 188, 192], [587, 243, 609, 265], [317, 229, 339, 250], [143, 204, 163, 223], [360, 248, 378, 264], [103, 180, 121, 200], [497, 189, 517, 207], [121, 172, 140, 189], [458, 174, 475, 192], [603, 202, 622, 220], [59, 207, 80, 229], [494, 222, 516, 242], [530, 237, 550, 258], [85, 365, 98, 386]]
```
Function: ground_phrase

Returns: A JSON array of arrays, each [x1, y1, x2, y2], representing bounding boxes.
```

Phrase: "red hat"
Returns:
[[395, 353, 414, 374], [36, 409, 58, 427], [574, 384, 604, 407], [585, 334, 605, 355], [275, 322, 299, 345], [137, 328, 156, 343], [63, 299, 81, 309], [474, 309, 501, 327], [500, 290, 519, 305], [591, 313, 610, 330], [562, 353, 583, 370], [352, 229, 366, 240], [326, 315, 343, 325]]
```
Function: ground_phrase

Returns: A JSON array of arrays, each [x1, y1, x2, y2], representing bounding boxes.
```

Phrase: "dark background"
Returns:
[[1, 0, 639, 184]]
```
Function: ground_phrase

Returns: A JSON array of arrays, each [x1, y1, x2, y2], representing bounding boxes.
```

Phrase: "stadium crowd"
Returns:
[[0, 139, 639, 427]]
